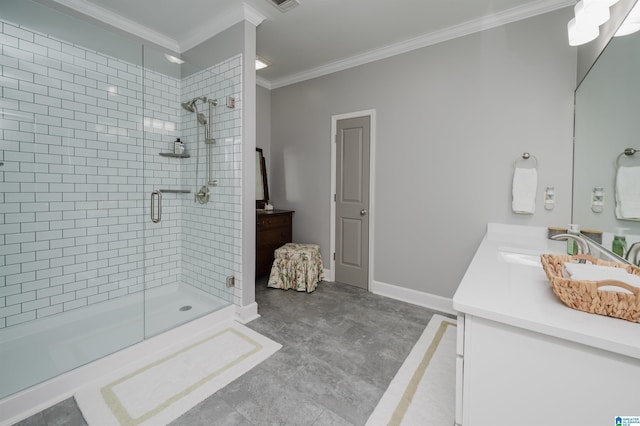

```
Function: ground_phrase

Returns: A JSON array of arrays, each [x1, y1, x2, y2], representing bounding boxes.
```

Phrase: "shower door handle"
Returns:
[[151, 191, 162, 223]]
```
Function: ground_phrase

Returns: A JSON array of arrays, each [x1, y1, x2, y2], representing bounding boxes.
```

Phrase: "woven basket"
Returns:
[[540, 254, 640, 323]]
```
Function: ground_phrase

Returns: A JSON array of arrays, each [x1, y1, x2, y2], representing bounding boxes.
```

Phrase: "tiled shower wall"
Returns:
[[0, 19, 244, 329], [178, 56, 243, 305]]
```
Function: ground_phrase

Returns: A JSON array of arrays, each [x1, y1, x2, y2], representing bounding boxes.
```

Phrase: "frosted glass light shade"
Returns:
[[585, 0, 620, 7], [568, 17, 600, 45], [575, 0, 610, 26], [616, 23, 640, 36]]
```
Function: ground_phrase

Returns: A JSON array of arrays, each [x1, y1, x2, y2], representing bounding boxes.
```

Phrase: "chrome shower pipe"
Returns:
[[180, 96, 219, 203], [180, 96, 208, 203], [205, 99, 218, 187], [203, 99, 217, 144]]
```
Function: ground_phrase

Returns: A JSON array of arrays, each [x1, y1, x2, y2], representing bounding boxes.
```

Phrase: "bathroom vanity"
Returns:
[[453, 224, 640, 426]]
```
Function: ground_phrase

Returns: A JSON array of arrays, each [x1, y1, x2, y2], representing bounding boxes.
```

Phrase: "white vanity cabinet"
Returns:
[[453, 224, 640, 426]]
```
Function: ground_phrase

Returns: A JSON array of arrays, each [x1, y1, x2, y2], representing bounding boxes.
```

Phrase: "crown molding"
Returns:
[[266, 0, 574, 89], [179, 2, 266, 52], [256, 76, 273, 89], [44, 0, 180, 52], [44, 0, 266, 54], [243, 3, 268, 27]]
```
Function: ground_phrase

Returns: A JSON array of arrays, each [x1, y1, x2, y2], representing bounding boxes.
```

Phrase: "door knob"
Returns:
[[360, 209, 367, 216]]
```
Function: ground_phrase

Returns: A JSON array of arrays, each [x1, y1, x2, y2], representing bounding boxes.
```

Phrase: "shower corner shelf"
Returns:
[[159, 152, 190, 158]]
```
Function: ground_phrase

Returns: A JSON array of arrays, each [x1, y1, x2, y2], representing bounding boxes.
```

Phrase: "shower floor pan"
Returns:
[[0, 283, 229, 401]]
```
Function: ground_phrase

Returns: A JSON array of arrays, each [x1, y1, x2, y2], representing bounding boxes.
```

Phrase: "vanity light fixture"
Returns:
[[567, 0, 622, 46], [576, 0, 610, 26], [164, 54, 184, 64], [568, 17, 600, 46], [256, 56, 271, 70]]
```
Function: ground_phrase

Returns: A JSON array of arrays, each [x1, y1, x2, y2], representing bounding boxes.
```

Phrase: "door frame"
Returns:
[[329, 109, 376, 288]]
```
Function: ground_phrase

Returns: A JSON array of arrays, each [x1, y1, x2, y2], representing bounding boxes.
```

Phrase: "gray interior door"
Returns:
[[335, 116, 370, 289]]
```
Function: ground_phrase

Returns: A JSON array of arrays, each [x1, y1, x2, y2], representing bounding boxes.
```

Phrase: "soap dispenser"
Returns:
[[612, 228, 628, 258], [567, 224, 580, 255]]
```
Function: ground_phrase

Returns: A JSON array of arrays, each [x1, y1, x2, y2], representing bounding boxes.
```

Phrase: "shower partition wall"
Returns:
[[0, 0, 243, 403]]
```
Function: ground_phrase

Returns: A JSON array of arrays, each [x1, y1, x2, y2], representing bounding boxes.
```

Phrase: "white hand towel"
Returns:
[[615, 166, 640, 220], [512, 167, 537, 214], [563, 263, 640, 293]]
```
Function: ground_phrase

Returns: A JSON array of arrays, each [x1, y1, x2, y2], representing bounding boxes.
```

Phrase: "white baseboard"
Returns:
[[323, 268, 331, 281], [235, 302, 259, 324], [370, 280, 456, 316]]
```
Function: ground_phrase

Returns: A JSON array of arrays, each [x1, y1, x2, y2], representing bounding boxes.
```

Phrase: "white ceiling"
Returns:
[[38, 0, 573, 88]]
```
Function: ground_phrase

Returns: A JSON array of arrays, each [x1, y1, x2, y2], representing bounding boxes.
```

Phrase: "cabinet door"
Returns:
[[463, 316, 640, 425], [256, 212, 293, 276]]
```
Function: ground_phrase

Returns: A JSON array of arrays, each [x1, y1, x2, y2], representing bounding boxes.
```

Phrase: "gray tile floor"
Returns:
[[14, 278, 436, 426]]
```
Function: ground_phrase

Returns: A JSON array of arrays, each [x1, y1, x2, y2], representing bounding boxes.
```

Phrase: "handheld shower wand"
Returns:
[[180, 96, 217, 204]]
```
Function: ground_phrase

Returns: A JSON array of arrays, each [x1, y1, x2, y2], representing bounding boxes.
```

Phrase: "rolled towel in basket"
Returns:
[[512, 167, 537, 214], [563, 263, 640, 293]]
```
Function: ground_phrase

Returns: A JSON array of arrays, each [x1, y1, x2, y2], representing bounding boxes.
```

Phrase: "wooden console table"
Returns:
[[256, 210, 294, 276]]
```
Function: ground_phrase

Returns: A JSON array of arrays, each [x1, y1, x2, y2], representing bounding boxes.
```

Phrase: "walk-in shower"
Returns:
[[180, 96, 218, 204], [0, 0, 243, 413]]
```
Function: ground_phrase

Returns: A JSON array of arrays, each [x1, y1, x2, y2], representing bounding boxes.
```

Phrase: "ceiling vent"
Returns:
[[269, 0, 300, 13]]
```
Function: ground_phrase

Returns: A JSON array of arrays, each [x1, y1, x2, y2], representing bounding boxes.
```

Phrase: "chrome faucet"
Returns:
[[625, 242, 640, 265], [550, 233, 591, 256]]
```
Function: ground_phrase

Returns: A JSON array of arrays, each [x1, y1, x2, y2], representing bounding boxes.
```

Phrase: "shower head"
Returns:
[[181, 99, 197, 112], [197, 113, 207, 125], [180, 96, 208, 112]]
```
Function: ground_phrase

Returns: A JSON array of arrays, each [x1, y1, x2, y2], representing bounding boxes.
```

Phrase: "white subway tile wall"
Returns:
[[0, 19, 244, 329], [178, 56, 243, 306]]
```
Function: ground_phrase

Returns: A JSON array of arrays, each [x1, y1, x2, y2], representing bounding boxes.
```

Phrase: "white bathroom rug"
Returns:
[[75, 321, 281, 426], [366, 314, 456, 426]]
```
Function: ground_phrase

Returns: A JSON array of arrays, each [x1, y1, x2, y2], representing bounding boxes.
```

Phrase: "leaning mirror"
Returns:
[[256, 148, 269, 209], [573, 0, 640, 257]]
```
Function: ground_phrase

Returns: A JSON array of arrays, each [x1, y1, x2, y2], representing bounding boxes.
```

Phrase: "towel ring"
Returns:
[[514, 152, 538, 169], [616, 148, 640, 167]]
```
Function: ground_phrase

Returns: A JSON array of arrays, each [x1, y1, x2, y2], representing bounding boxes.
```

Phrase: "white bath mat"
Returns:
[[366, 314, 456, 426], [75, 321, 281, 426]]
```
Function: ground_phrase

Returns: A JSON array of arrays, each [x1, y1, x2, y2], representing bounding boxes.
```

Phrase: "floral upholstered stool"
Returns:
[[267, 243, 324, 293]]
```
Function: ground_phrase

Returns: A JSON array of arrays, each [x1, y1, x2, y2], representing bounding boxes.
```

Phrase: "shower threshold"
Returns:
[[0, 283, 230, 405]]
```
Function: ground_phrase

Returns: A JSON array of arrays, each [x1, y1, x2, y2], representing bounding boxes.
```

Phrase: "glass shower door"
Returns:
[[0, 0, 147, 400]]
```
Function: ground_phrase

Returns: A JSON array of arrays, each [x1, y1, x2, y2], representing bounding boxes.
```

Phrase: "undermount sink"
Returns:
[[497, 247, 544, 268]]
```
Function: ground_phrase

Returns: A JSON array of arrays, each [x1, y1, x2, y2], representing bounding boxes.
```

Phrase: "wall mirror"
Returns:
[[256, 148, 269, 209], [573, 1, 640, 251]]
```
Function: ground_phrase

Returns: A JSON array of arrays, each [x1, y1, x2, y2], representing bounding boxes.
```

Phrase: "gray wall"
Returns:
[[257, 85, 271, 174], [182, 22, 244, 77], [269, 8, 577, 298]]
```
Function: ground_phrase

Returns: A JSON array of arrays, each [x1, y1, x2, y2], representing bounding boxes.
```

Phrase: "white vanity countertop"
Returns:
[[453, 223, 640, 360]]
